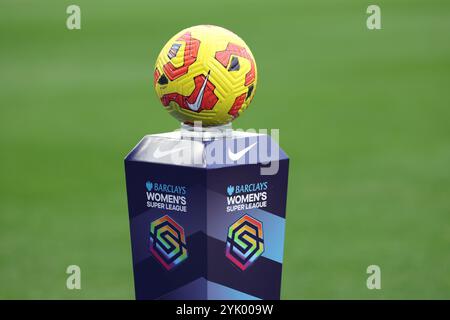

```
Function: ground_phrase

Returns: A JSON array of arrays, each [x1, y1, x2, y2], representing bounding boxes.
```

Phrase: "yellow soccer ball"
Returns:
[[153, 25, 257, 127]]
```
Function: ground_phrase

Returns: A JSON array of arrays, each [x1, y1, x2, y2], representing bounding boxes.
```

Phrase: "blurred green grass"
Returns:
[[0, 0, 449, 299]]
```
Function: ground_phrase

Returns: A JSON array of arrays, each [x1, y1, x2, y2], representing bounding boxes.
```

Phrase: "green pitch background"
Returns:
[[1, 0, 449, 299]]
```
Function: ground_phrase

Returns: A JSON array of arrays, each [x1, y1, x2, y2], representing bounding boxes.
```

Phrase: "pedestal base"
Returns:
[[124, 131, 289, 300]]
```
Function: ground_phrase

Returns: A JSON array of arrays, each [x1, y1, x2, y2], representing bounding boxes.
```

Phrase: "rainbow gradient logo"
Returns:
[[225, 215, 264, 271], [149, 215, 188, 270]]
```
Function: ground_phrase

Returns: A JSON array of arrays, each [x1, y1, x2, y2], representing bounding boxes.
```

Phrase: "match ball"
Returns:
[[153, 25, 257, 127]]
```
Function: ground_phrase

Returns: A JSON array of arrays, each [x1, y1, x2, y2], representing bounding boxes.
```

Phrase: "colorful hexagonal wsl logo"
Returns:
[[149, 215, 188, 270], [225, 215, 264, 271]]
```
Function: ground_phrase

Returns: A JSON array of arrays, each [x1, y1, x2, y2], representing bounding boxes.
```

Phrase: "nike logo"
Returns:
[[228, 142, 257, 161], [187, 70, 210, 111], [153, 145, 188, 159]]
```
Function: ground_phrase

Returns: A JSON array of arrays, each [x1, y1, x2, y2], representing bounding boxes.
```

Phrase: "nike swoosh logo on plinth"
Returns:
[[228, 142, 257, 161], [187, 70, 211, 111], [153, 146, 188, 159]]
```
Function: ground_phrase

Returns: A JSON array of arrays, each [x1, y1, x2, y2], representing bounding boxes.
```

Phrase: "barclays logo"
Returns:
[[145, 180, 187, 195], [227, 185, 235, 196], [145, 181, 153, 192]]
